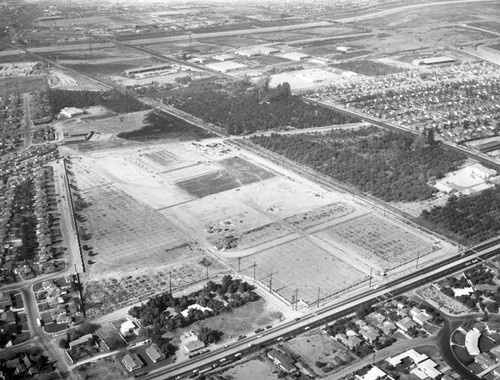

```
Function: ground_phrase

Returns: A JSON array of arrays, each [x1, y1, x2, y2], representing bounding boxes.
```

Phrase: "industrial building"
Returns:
[[413, 56, 456, 66], [123, 64, 173, 77], [205, 61, 247, 73]]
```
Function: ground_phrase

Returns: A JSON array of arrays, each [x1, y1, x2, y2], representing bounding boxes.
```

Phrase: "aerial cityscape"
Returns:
[[2, 0, 500, 379]]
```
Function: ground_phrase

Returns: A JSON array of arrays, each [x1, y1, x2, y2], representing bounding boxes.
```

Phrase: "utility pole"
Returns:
[[295, 288, 299, 310], [317, 287, 320, 308], [269, 272, 273, 293], [253, 261, 256, 282], [237, 257, 241, 272], [369, 268, 373, 287], [416, 251, 420, 269]]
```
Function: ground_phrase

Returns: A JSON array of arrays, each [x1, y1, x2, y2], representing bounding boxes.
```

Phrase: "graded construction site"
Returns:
[[64, 129, 457, 317]]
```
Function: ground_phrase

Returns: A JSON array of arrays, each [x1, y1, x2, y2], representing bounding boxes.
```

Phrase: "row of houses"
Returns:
[[332, 302, 437, 352], [34, 275, 82, 327], [0, 146, 60, 284]]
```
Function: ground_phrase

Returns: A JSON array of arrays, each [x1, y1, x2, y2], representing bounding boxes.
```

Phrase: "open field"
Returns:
[[185, 298, 283, 342], [73, 356, 129, 380], [414, 286, 470, 315], [221, 359, 278, 380], [314, 214, 435, 270], [69, 158, 195, 278], [0, 75, 49, 96], [468, 21, 500, 33], [284, 330, 356, 373], [83, 255, 227, 318], [177, 156, 274, 197], [37, 16, 128, 28], [234, 237, 367, 304], [284, 203, 359, 231]]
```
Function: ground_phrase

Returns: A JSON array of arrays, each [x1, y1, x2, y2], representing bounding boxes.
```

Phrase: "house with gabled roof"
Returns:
[[145, 343, 165, 363], [122, 353, 143, 372]]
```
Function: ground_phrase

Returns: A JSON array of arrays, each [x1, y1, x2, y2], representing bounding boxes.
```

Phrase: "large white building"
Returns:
[[205, 61, 247, 73], [59, 107, 84, 119]]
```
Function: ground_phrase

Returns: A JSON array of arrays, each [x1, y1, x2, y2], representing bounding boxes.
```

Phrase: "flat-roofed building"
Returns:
[[465, 329, 481, 356], [205, 61, 247, 73], [413, 56, 456, 66], [280, 52, 310, 61]]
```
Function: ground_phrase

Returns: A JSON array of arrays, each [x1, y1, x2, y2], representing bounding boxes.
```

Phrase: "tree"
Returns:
[[356, 304, 372, 320], [198, 327, 222, 344]]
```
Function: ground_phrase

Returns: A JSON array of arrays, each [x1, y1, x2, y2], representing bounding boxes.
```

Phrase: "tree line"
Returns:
[[47, 89, 149, 115], [250, 127, 466, 202], [162, 79, 358, 135], [421, 187, 500, 244]]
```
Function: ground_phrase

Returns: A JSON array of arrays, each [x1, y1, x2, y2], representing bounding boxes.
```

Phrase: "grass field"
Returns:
[[177, 157, 274, 197], [0, 75, 49, 96], [185, 298, 282, 342]]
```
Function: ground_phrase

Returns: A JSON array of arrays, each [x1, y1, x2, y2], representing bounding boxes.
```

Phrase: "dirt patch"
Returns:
[[414, 286, 470, 315], [221, 358, 278, 380], [284, 202, 356, 231]]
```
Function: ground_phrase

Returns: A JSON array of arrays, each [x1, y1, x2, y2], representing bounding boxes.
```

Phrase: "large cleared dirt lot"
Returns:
[[68, 136, 456, 312]]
